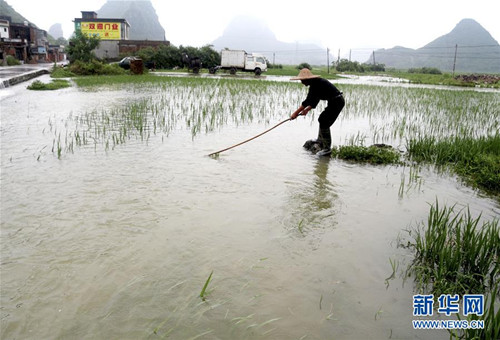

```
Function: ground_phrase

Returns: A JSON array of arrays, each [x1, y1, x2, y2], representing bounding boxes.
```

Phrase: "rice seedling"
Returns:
[[297, 219, 305, 234], [450, 282, 500, 340], [398, 165, 424, 198], [385, 258, 399, 288], [199, 271, 213, 301], [187, 329, 214, 340], [402, 200, 499, 339], [49, 74, 499, 200], [404, 200, 499, 296], [374, 306, 384, 320], [51, 76, 302, 157]]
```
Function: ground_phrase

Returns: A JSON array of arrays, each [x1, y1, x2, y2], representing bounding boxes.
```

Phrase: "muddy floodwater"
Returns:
[[1, 74, 499, 340]]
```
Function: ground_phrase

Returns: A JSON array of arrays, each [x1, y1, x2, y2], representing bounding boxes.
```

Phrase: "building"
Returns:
[[0, 16, 51, 64], [0, 19, 9, 39], [74, 11, 169, 60], [74, 11, 130, 41]]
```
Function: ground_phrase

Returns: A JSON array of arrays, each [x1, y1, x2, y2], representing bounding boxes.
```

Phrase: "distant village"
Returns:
[[0, 10, 169, 65]]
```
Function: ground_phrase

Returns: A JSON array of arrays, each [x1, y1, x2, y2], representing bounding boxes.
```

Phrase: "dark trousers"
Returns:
[[317, 96, 345, 148]]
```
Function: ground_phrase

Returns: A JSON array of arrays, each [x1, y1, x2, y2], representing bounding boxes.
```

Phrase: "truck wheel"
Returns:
[[193, 67, 200, 74], [209, 67, 216, 74], [254, 68, 262, 76], [230, 67, 237, 75]]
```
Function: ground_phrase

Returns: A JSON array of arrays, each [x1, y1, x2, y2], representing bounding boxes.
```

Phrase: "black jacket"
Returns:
[[302, 78, 342, 108]]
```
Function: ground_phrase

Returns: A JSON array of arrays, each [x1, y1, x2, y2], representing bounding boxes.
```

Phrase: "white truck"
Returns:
[[212, 50, 267, 76]]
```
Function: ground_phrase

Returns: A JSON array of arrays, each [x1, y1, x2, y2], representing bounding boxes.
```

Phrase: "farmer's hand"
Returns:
[[291, 106, 305, 120], [300, 106, 312, 117]]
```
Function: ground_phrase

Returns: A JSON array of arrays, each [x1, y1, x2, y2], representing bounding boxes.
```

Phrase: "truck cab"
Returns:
[[245, 54, 267, 75]]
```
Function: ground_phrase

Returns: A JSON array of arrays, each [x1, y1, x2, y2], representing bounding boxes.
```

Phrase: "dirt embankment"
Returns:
[[454, 74, 500, 85]]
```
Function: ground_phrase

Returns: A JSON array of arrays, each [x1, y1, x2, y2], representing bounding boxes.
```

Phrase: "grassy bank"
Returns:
[[383, 71, 500, 88], [407, 134, 500, 195], [332, 144, 401, 165]]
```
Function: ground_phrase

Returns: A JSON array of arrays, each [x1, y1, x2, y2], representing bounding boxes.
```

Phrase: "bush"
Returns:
[[297, 62, 312, 70], [408, 67, 442, 74], [51, 66, 76, 78], [335, 59, 385, 73], [336, 59, 364, 72], [135, 44, 221, 70], [363, 63, 386, 72], [6, 56, 21, 66], [68, 60, 126, 76]]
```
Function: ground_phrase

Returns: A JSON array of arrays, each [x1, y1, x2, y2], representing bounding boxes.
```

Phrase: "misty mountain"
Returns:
[[368, 19, 500, 73], [0, 0, 33, 25], [211, 16, 332, 66], [48, 23, 63, 39], [97, 0, 166, 41]]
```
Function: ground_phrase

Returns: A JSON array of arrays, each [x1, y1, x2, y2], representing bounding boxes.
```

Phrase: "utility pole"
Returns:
[[349, 49, 351, 62], [452, 44, 458, 76], [337, 49, 340, 65], [273, 52, 275, 66], [327, 48, 330, 74], [372, 50, 376, 65]]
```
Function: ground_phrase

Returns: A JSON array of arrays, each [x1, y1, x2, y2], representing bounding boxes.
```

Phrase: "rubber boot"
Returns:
[[317, 128, 332, 157]]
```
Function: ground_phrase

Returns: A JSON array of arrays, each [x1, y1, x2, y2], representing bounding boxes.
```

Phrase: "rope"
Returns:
[[208, 118, 292, 157]]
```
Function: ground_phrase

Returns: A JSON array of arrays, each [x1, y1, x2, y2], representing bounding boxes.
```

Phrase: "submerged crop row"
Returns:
[[49, 77, 499, 192], [50, 76, 302, 156]]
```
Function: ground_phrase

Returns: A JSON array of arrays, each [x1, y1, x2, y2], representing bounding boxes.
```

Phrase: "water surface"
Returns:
[[1, 75, 499, 339]]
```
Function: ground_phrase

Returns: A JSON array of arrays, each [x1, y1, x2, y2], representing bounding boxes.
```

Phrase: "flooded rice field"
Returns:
[[1, 74, 499, 339]]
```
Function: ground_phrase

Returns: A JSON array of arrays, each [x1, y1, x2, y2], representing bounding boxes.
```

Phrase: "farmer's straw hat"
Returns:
[[291, 68, 321, 80]]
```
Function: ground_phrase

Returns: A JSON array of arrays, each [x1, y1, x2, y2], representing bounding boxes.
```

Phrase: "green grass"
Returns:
[[332, 144, 401, 165], [407, 134, 500, 195], [406, 201, 499, 295], [385, 71, 500, 88], [27, 79, 71, 91], [404, 200, 500, 339]]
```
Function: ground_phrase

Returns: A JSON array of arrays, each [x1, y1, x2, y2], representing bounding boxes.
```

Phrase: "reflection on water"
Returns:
[[284, 157, 339, 242], [1, 76, 499, 340]]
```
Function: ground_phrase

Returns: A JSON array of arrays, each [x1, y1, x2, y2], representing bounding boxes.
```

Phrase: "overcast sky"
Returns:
[[6, 0, 500, 60]]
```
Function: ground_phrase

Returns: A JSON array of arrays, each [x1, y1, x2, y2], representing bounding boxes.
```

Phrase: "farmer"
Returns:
[[290, 68, 345, 157]]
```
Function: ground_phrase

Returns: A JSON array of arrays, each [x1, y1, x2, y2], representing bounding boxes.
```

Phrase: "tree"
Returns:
[[198, 45, 220, 69], [336, 59, 364, 72], [66, 30, 100, 63]]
